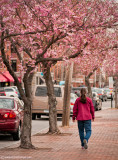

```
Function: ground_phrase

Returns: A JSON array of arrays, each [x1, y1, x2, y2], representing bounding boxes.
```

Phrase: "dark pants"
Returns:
[[77, 120, 92, 147]]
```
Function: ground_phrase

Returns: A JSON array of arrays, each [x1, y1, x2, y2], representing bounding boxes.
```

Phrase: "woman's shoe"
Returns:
[[83, 139, 88, 149]]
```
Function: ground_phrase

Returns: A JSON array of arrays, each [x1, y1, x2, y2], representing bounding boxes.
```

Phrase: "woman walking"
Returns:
[[72, 88, 95, 149]]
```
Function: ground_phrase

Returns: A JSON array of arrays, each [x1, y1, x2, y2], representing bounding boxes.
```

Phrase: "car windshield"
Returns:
[[0, 99, 14, 109], [98, 90, 102, 93], [104, 89, 110, 92], [92, 89, 102, 94], [35, 86, 62, 97]]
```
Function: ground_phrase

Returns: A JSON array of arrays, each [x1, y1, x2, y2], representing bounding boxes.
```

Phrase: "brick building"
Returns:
[[0, 43, 44, 87]]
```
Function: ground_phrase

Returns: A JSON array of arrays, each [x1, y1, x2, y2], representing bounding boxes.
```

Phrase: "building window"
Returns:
[[11, 45, 15, 53], [11, 60, 17, 72]]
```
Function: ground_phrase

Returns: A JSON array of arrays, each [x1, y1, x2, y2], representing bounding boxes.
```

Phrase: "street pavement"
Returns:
[[0, 108, 118, 160]]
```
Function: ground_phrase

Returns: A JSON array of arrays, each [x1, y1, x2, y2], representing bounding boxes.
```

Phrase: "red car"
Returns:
[[0, 97, 24, 141]]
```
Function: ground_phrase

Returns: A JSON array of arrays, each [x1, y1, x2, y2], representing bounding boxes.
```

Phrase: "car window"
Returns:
[[0, 88, 5, 92], [4, 88, 14, 92], [104, 89, 110, 92], [35, 86, 62, 97], [0, 99, 14, 109], [35, 87, 47, 96], [54, 87, 62, 97]]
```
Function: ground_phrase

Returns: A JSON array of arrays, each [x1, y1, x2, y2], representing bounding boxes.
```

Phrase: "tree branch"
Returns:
[[87, 67, 97, 79], [35, 42, 88, 64], [6, 30, 23, 62], [36, 32, 67, 61], [3, 30, 48, 40], [23, 47, 33, 59], [23, 0, 47, 29]]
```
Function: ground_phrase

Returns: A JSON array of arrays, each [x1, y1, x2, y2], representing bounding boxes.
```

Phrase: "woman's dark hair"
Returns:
[[80, 88, 87, 103]]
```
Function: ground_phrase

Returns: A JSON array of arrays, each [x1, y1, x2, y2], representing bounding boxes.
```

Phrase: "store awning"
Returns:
[[1, 71, 14, 82], [0, 74, 8, 82]]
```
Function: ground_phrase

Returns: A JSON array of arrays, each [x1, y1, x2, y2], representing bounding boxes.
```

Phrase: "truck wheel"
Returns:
[[12, 125, 20, 141], [32, 113, 36, 120]]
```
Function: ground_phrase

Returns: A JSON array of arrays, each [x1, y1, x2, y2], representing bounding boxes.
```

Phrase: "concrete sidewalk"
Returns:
[[0, 108, 118, 160]]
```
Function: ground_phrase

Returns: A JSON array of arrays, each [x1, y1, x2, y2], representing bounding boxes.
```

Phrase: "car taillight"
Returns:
[[15, 91, 18, 94], [9, 111, 16, 118], [3, 113, 9, 118], [3, 111, 16, 119], [70, 102, 74, 106]]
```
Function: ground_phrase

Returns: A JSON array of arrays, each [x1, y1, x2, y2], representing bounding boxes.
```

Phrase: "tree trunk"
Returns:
[[44, 66, 59, 133], [85, 76, 92, 98], [85, 68, 97, 98], [114, 80, 118, 109], [1, 31, 34, 149], [20, 72, 35, 149], [20, 98, 34, 149], [62, 63, 73, 127]]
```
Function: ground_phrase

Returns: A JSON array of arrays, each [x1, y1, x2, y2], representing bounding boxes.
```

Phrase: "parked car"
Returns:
[[32, 85, 63, 119], [0, 88, 6, 96], [92, 92, 102, 111], [103, 88, 115, 100], [71, 86, 102, 111], [72, 87, 102, 111], [70, 93, 78, 114], [4, 87, 18, 97], [11, 86, 25, 99], [32, 85, 78, 119], [0, 97, 24, 140], [92, 88, 107, 102], [71, 87, 87, 97]]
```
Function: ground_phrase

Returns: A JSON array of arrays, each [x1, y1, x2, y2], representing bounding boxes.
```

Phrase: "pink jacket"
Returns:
[[72, 97, 95, 121]]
